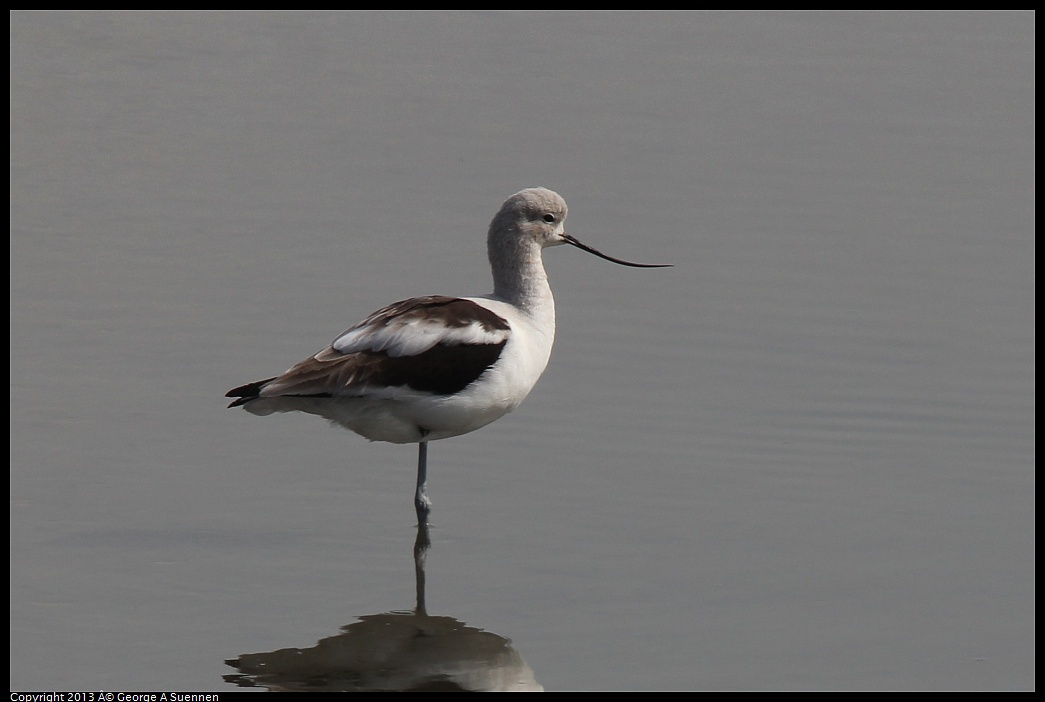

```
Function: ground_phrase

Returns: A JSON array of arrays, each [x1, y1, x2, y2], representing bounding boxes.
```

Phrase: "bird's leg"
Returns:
[[415, 440, 431, 525]]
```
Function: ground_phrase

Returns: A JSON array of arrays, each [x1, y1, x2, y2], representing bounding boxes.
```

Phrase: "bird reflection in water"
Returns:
[[224, 527, 542, 692]]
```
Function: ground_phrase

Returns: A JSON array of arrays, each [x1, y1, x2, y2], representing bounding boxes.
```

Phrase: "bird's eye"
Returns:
[[542, 213, 556, 223]]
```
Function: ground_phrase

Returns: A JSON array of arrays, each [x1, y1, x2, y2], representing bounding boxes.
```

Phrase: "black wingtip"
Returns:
[[225, 377, 278, 407]]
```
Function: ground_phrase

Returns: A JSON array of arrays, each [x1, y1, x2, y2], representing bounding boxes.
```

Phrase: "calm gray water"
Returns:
[[10, 11, 1034, 691]]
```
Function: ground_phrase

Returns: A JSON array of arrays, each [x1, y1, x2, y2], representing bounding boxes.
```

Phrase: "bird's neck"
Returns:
[[490, 241, 556, 322]]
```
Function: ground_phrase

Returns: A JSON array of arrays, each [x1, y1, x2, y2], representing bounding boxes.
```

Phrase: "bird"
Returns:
[[226, 187, 669, 525]]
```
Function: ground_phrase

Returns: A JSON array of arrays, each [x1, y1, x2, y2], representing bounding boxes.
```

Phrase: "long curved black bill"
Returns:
[[562, 234, 672, 268]]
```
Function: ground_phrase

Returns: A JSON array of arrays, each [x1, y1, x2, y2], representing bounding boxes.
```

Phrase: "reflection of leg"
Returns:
[[413, 521, 430, 615], [414, 441, 430, 525]]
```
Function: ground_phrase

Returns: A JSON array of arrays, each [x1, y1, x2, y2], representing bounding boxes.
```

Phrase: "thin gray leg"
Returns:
[[414, 441, 431, 525]]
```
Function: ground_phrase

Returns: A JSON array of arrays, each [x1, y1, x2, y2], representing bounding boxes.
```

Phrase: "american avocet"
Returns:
[[226, 187, 668, 525]]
